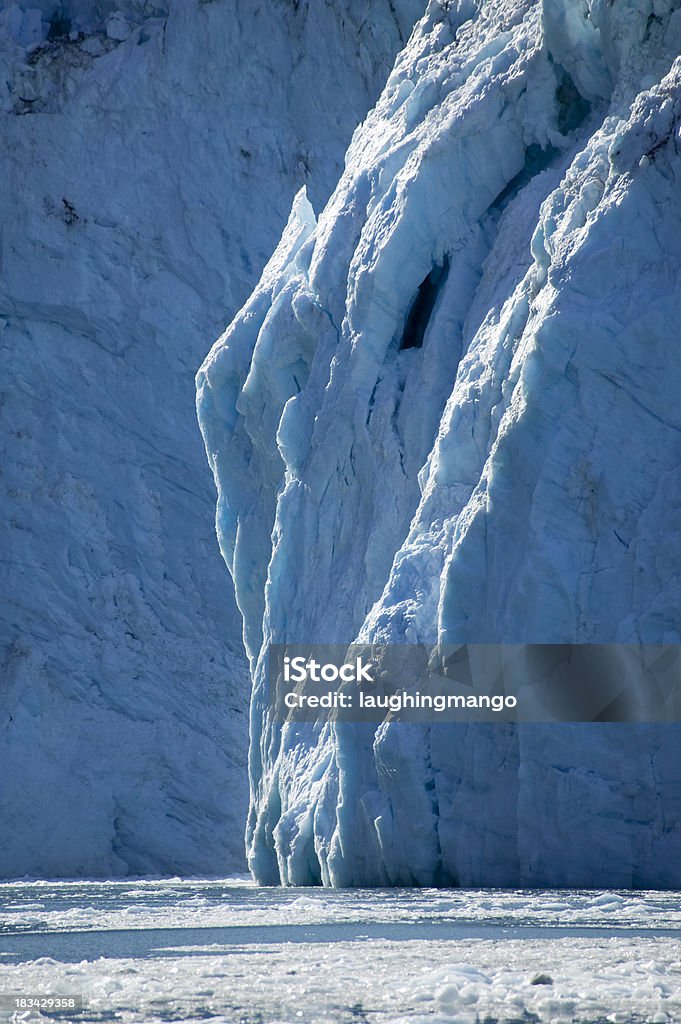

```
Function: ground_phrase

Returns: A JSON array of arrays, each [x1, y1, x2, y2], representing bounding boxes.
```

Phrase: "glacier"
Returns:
[[198, 0, 681, 887], [0, 0, 422, 877]]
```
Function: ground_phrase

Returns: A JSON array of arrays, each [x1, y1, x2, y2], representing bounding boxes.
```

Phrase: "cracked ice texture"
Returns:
[[0, 0, 422, 878], [198, 0, 681, 887]]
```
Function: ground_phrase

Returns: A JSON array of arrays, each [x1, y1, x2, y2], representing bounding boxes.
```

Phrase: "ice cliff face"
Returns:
[[0, 0, 421, 877], [198, 0, 681, 886]]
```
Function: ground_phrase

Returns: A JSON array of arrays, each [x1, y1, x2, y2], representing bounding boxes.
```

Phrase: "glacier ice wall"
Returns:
[[0, 0, 421, 878], [199, 0, 681, 887]]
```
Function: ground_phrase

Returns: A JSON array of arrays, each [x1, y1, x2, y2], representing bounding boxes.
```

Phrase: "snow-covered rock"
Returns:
[[0, 0, 422, 877], [198, 0, 681, 886]]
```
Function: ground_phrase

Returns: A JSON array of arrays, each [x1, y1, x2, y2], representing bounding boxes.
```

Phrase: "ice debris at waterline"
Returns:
[[2, 880, 681, 1024], [197, 0, 681, 887]]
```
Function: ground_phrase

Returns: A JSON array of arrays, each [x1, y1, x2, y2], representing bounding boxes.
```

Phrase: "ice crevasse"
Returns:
[[197, 0, 681, 887]]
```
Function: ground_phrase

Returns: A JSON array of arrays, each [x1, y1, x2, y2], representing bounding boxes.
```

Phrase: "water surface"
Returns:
[[1, 879, 679, 1023]]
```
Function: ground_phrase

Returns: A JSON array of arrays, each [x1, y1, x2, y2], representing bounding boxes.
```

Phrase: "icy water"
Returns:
[[0, 880, 680, 1024]]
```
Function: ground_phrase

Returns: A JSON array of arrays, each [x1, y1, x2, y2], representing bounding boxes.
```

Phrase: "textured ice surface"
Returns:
[[1, 879, 680, 1024], [197, 0, 681, 887], [0, 0, 422, 877]]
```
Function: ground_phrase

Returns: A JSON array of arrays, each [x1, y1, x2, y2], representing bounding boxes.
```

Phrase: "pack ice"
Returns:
[[0, 0, 421, 877], [198, 0, 681, 887]]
